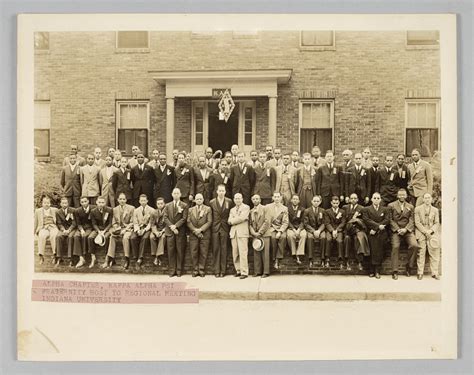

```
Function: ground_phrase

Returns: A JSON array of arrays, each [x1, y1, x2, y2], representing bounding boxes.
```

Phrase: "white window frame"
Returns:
[[115, 31, 150, 51], [404, 98, 440, 155], [299, 31, 336, 51], [298, 99, 335, 153], [116, 100, 150, 156], [34, 100, 51, 158]]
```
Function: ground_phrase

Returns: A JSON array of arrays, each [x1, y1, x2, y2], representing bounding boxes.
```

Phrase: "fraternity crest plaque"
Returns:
[[218, 88, 235, 122]]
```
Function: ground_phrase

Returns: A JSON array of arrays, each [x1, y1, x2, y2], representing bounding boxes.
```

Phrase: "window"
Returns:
[[195, 106, 204, 146], [300, 31, 335, 50], [299, 100, 334, 154], [116, 31, 149, 49], [34, 32, 49, 50], [34, 101, 50, 157], [117, 101, 149, 155], [244, 107, 253, 146], [405, 99, 440, 157], [407, 30, 439, 46]]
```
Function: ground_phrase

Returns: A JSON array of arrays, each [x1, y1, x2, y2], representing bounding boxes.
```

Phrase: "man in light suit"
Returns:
[[252, 152, 276, 206], [414, 193, 441, 280], [99, 156, 118, 208], [153, 152, 175, 204], [102, 192, 135, 269], [263, 191, 289, 270], [112, 157, 132, 205], [130, 194, 153, 269], [407, 149, 433, 206], [229, 151, 255, 206], [295, 153, 317, 209], [150, 197, 167, 267], [316, 151, 343, 209], [93, 147, 105, 169], [266, 147, 283, 168], [60, 153, 81, 208], [55, 196, 77, 267], [388, 188, 420, 279], [88, 196, 113, 268], [80, 154, 101, 205], [187, 193, 212, 277], [34, 196, 59, 265], [249, 194, 271, 277], [62, 144, 85, 167], [275, 154, 297, 206], [192, 156, 213, 205], [228, 193, 250, 279], [163, 188, 189, 277]]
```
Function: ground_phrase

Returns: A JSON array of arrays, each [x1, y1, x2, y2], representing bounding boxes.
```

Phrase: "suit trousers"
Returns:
[[326, 231, 345, 259], [66, 195, 80, 208], [166, 232, 187, 275], [417, 237, 440, 276], [56, 230, 76, 257], [150, 232, 165, 257], [231, 236, 249, 276], [391, 231, 419, 272], [37, 227, 59, 256], [107, 232, 132, 258], [130, 231, 150, 259], [253, 237, 270, 275], [102, 191, 116, 208], [212, 230, 229, 275], [73, 229, 92, 256], [189, 233, 211, 273], [88, 231, 111, 255], [287, 229, 306, 256], [306, 232, 327, 260], [299, 188, 313, 209], [344, 231, 370, 261], [270, 232, 287, 260]]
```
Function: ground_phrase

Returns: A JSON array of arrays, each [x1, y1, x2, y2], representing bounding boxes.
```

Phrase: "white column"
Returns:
[[166, 97, 175, 163], [268, 95, 278, 147]]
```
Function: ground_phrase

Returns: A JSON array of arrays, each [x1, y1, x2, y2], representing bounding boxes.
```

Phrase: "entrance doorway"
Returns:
[[208, 102, 239, 154]]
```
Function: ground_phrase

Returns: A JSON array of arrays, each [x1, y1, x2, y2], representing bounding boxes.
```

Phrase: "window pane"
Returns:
[[119, 103, 148, 129], [118, 129, 148, 155], [245, 120, 252, 133], [195, 107, 203, 121], [245, 107, 252, 120], [300, 129, 332, 155], [406, 129, 438, 157], [426, 103, 437, 128], [407, 31, 439, 45], [245, 133, 252, 146], [34, 101, 51, 129], [117, 31, 149, 48], [34, 32, 49, 50], [196, 133, 203, 145], [407, 103, 417, 128], [301, 31, 334, 46], [417, 103, 427, 128], [34, 129, 50, 156], [302, 103, 312, 128]]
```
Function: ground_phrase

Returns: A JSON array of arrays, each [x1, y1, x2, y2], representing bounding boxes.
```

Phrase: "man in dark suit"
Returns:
[[55, 196, 77, 267], [73, 196, 95, 268], [346, 153, 371, 206], [112, 157, 132, 205], [378, 155, 399, 206], [209, 184, 233, 277], [209, 159, 231, 199], [130, 153, 155, 207], [163, 188, 189, 277], [324, 196, 347, 269], [252, 152, 276, 206], [229, 151, 255, 205], [87, 196, 113, 269], [287, 194, 306, 265], [174, 152, 194, 205], [192, 156, 213, 205], [316, 151, 343, 209], [367, 156, 381, 199], [303, 195, 327, 268], [340, 149, 354, 204], [153, 152, 175, 203], [60, 153, 81, 208], [395, 154, 410, 192]]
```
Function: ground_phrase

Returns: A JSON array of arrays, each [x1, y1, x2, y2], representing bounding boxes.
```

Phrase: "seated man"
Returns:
[[150, 197, 167, 267], [55, 196, 77, 267], [73, 196, 95, 268], [343, 193, 369, 271], [88, 196, 113, 268], [324, 196, 347, 269], [34, 196, 59, 265], [287, 194, 306, 265], [263, 191, 289, 270], [249, 194, 270, 278], [130, 194, 154, 269], [102, 192, 134, 269]]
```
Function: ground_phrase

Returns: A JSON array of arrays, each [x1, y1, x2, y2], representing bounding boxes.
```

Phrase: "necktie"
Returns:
[[142, 207, 145, 215]]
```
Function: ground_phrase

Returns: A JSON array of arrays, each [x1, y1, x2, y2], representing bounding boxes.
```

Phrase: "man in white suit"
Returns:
[[228, 193, 250, 279], [80, 154, 101, 204], [99, 156, 118, 208], [34, 196, 59, 264], [130, 194, 154, 269], [407, 148, 433, 206], [274, 154, 296, 205]]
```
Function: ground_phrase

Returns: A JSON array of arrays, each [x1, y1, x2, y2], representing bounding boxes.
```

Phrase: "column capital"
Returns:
[[165, 96, 175, 100], [268, 95, 278, 99]]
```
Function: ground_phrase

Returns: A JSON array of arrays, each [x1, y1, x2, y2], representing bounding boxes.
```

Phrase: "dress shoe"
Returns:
[[239, 275, 248, 279], [309, 260, 314, 268], [39, 255, 44, 265], [369, 273, 375, 278], [50, 255, 57, 264], [253, 274, 262, 277], [375, 273, 381, 279], [192, 272, 198, 277], [123, 260, 130, 270], [358, 262, 363, 271], [262, 274, 269, 278], [215, 274, 220, 278], [69, 260, 74, 267], [110, 259, 116, 267], [101, 261, 110, 269], [339, 263, 344, 270], [274, 260, 280, 270], [199, 272, 205, 277], [219, 273, 224, 278], [296, 257, 302, 265], [88, 257, 96, 269], [54, 258, 61, 268], [392, 273, 398, 280], [137, 258, 143, 266], [325, 261, 330, 268], [234, 272, 241, 277], [417, 274, 423, 280], [169, 273, 177, 277], [432, 275, 440, 280], [405, 267, 411, 277], [346, 262, 352, 271], [321, 260, 325, 267], [75, 258, 85, 268], [177, 273, 182, 277], [153, 257, 159, 266]]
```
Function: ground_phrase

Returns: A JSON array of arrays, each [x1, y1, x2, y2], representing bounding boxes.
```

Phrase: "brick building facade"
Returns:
[[34, 30, 441, 164]]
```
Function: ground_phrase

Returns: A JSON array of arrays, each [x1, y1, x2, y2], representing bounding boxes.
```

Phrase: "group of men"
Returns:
[[34, 143, 440, 280]]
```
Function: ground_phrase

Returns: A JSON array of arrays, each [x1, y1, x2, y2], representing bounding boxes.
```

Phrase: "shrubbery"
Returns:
[[34, 160, 62, 208]]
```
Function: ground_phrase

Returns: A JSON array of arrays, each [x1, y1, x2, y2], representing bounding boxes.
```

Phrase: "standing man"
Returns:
[[153, 152, 175, 204], [171, 149, 179, 168], [73, 196, 94, 268], [88, 196, 113, 269], [163, 188, 189, 277], [311, 145, 324, 168], [303, 195, 326, 268], [102, 192, 134, 270], [265, 145, 274, 165], [150, 197, 167, 267], [343, 193, 369, 271], [130, 194, 153, 269], [112, 150, 122, 168], [205, 147, 219, 170], [107, 148, 116, 160], [224, 151, 234, 167], [193, 155, 213, 204], [248, 150, 260, 169], [316, 151, 343, 209], [275, 153, 296, 206], [266, 147, 282, 168], [55, 196, 77, 267], [80, 154, 101, 205], [252, 152, 276, 206], [287, 194, 306, 265], [127, 145, 140, 169], [228, 193, 251, 279], [291, 151, 301, 170], [362, 193, 390, 279], [34, 196, 58, 265], [346, 153, 370, 206], [249, 194, 271, 278], [209, 184, 233, 277], [99, 156, 118, 208], [324, 196, 347, 269], [368, 156, 381, 199], [388, 188, 419, 279], [229, 151, 255, 206], [174, 152, 194, 205], [60, 153, 81, 208], [93, 147, 105, 169], [378, 155, 399, 206], [341, 149, 354, 204], [187, 193, 212, 277], [230, 144, 239, 165], [395, 154, 410, 192], [209, 159, 231, 199], [263, 191, 289, 270], [414, 193, 441, 280], [295, 153, 317, 209], [130, 153, 155, 207], [361, 147, 373, 169], [112, 157, 132, 205], [147, 149, 160, 168], [62, 144, 85, 167], [407, 149, 433, 206]]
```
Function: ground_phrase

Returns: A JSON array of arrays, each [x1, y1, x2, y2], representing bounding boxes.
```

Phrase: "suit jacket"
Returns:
[[275, 165, 297, 195], [378, 166, 399, 203], [192, 167, 213, 201], [56, 207, 77, 231], [153, 164, 175, 202], [111, 204, 135, 232], [63, 155, 85, 167], [163, 200, 189, 236], [342, 203, 366, 233], [346, 165, 370, 201], [112, 168, 132, 201], [324, 207, 347, 232], [94, 158, 106, 169], [303, 206, 326, 234], [187, 204, 212, 237], [341, 160, 355, 197], [130, 164, 155, 199], [295, 166, 317, 196], [252, 165, 276, 199], [263, 203, 289, 235], [388, 200, 415, 232], [34, 207, 58, 234], [174, 165, 194, 198], [228, 203, 250, 239], [368, 166, 380, 198], [414, 205, 440, 240], [74, 205, 95, 231], [133, 204, 154, 232], [60, 164, 81, 197], [209, 197, 233, 233], [151, 207, 166, 233], [209, 171, 231, 198], [288, 204, 305, 230], [80, 165, 100, 197], [316, 164, 342, 197], [265, 158, 283, 169], [99, 166, 118, 197], [249, 204, 269, 237], [90, 206, 113, 232], [395, 164, 410, 190], [229, 163, 256, 198], [128, 156, 149, 170], [408, 160, 433, 197], [362, 205, 390, 232]]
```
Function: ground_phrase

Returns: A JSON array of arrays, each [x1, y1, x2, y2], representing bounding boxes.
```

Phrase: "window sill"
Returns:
[[406, 44, 439, 50], [115, 48, 150, 54], [300, 45, 336, 52], [35, 156, 51, 163]]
